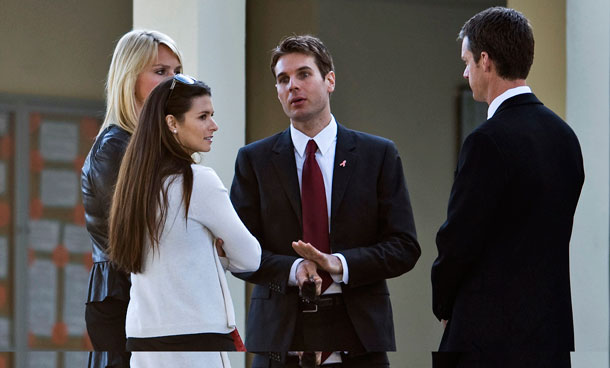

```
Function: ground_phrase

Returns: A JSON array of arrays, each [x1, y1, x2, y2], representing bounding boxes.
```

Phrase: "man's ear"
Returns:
[[166, 114, 178, 134], [325, 71, 336, 93], [480, 51, 493, 73]]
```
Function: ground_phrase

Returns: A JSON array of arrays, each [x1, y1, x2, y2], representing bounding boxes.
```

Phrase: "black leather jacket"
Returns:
[[81, 125, 131, 303]]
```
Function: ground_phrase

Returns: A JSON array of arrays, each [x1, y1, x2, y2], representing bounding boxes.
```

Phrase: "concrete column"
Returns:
[[507, 0, 566, 119], [567, 0, 610, 366], [133, 2, 247, 367]]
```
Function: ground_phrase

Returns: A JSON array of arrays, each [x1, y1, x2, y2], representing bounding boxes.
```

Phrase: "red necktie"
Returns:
[[301, 139, 333, 292]]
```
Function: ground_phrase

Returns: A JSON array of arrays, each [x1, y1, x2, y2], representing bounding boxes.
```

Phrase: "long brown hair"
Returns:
[[108, 77, 212, 273]]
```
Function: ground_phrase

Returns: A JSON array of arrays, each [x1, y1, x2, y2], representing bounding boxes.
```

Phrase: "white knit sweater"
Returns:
[[126, 165, 261, 340]]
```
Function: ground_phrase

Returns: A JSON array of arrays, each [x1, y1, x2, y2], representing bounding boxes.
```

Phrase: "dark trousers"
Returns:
[[85, 298, 130, 368], [290, 295, 364, 352], [88, 351, 130, 368], [432, 351, 572, 368], [253, 352, 389, 368], [253, 295, 389, 367]]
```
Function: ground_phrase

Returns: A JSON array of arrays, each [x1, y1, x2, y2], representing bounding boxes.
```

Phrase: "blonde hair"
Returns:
[[100, 30, 182, 135]]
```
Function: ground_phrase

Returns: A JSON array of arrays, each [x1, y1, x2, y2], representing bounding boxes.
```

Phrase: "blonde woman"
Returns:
[[81, 30, 182, 368]]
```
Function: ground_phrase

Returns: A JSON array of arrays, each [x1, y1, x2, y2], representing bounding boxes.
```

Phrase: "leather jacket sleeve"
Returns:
[[81, 126, 130, 262]]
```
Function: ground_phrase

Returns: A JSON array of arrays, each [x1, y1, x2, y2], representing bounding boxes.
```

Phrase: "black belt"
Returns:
[[299, 293, 344, 313], [285, 355, 343, 367]]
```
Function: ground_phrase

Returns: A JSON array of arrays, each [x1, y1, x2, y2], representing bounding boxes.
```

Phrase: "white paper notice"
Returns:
[[28, 220, 60, 252], [63, 224, 90, 253], [0, 236, 7, 279], [28, 352, 57, 368], [63, 264, 88, 335], [64, 352, 88, 368], [40, 121, 78, 163], [28, 259, 57, 337], [0, 161, 6, 196], [41, 169, 78, 207], [0, 112, 8, 136], [0, 317, 9, 349]]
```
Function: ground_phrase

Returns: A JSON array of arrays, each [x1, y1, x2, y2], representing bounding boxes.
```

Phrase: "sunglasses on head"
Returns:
[[165, 73, 197, 110]]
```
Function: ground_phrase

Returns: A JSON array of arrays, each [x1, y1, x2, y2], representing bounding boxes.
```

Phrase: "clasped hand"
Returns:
[[292, 240, 343, 295]]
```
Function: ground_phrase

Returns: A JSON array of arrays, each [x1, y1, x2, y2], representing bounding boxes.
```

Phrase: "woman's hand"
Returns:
[[214, 238, 226, 257]]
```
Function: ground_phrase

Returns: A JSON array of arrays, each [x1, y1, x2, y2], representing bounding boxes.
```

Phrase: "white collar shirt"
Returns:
[[290, 115, 337, 218], [487, 85, 532, 119], [288, 116, 351, 364], [288, 115, 349, 289]]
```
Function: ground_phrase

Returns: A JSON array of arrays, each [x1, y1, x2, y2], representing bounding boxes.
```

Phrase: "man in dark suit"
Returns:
[[231, 35, 420, 367], [431, 7, 584, 367]]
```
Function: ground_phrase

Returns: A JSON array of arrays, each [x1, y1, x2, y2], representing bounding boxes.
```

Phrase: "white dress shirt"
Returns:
[[287, 116, 348, 364], [287, 115, 349, 293], [487, 85, 532, 119]]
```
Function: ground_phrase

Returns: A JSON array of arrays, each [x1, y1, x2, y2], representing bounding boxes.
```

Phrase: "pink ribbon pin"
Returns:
[[339, 160, 346, 167]]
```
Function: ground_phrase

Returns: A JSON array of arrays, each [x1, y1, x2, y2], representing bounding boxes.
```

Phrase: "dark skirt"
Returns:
[[85, 297, 131, 367]]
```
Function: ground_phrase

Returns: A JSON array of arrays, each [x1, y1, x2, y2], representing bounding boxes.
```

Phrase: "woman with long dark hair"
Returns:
[[108, 75, 260, 368]]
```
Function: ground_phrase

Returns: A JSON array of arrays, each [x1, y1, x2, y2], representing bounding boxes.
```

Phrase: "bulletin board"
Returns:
[[0, 352, 12, 368], [27, 351, 88, 368], [0, 96, 103, 367], [26, 111, 100, 351], [0, 111, 15, 367]]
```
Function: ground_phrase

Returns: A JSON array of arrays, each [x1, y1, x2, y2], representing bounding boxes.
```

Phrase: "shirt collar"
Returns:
[[487, 86, 532, 119], [290, 115, 337, 158]]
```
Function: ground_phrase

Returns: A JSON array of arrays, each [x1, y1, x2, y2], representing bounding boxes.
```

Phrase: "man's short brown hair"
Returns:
[[270, 35, 335, 79], [459, 7, 535, 80]]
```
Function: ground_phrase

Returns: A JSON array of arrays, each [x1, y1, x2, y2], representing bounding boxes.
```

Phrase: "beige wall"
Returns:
[[0, 0, 132, 101], [507, 0, 566, 119], [246, 0, 320, 143]]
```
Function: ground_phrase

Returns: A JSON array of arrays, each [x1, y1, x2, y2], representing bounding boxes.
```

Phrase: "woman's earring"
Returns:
[[173, 130, 177, 134]]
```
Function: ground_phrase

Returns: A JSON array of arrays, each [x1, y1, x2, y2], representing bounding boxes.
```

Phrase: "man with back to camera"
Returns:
[[230, 34, 420, 367], [431, 7, 584, 368]]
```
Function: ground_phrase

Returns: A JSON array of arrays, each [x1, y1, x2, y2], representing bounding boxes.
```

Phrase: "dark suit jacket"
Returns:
[[432, 94, 584, 357], [230, 123, 420, 353]]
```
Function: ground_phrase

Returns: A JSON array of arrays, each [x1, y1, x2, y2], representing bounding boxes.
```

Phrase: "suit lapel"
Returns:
[[331, 124, 357, 224], [271, 128, 302, 224]]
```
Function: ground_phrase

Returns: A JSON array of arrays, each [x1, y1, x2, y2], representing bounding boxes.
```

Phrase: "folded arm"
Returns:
[[194, 168, 262, 273]]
